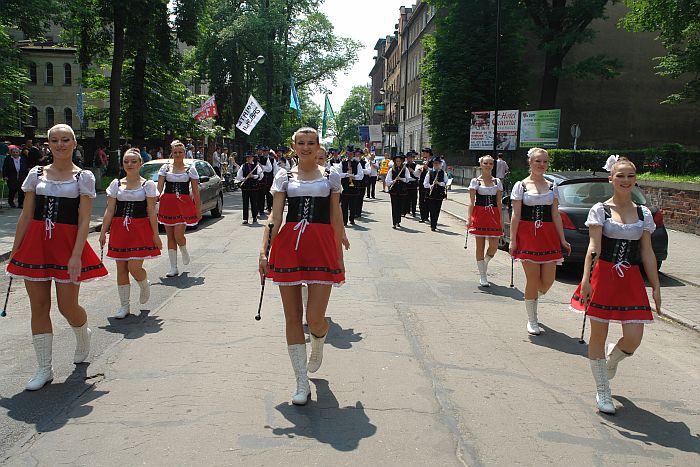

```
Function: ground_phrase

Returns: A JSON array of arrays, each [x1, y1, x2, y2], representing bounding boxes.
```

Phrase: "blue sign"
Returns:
[[358, 125, 369, 142]]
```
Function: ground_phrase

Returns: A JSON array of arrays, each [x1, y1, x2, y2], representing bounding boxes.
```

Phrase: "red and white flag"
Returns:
[[194, 95, 218, 122]]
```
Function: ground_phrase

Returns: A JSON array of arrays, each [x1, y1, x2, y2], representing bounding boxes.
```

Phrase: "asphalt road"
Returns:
[[0, 189, 697, 465]]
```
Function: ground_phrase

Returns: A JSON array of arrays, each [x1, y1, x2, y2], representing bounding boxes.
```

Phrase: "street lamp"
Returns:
[[246, 55, 265, 65]]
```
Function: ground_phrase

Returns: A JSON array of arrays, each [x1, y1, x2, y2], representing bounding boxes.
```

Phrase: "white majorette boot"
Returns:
[[308, 331, 328, 373], [590, 358, 615, 414], [166, 249, 179, 277], [606, 343, 632, 380], [525, 298, 541, 335], [477, 260, 489, 287], [26, 333, 54, 391], [288, 344, 311, 405], [115, 284, 131, 319], [72, 322, 92, 364], [179, 244, 190, 265], [484, 253, 494, 267], [137, 278, 151, 305]]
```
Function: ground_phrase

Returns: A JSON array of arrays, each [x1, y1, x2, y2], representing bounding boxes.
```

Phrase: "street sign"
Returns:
[[570, 123, 581, 150]]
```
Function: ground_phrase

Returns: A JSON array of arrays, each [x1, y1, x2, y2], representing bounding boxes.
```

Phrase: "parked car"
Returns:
[[140, 159, 224, 222], [499, 172, 668, 269]]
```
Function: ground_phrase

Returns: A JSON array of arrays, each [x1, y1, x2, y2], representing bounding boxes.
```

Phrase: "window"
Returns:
[[46, 107, 54, 127], [46, 63, 53, 85], [64, 108, 72, 126], [29, 107, 38, 127], [64, 63, 72, 85], [29, 63, 37, 84]]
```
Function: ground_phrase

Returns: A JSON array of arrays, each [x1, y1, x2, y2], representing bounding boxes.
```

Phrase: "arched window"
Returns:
[[29, 107, 38, 127], [29, 63, 37, 84], [64, 108, 72, 126], [46, 63, 53, 85], [46, 107, 55, 128], [64, 63, 72, 85]]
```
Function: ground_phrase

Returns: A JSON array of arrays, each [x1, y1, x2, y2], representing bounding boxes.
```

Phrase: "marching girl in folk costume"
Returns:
[[259, 127, 348, 406], [424, 157, 448, 232], [7, 124, 107, 390], [570, 157, 661, 414], [99, 148, 162, 318], [509, 148, 571, 335], [157, 140, 202, 277], [467, 155, 503, 287], [236, 151, 264, 224], [385, 153, 410, 229]]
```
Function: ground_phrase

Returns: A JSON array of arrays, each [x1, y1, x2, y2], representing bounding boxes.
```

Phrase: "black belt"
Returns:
[[286, 196, 331, 224], [164, 181, 190, 195], [521, 204, 553, 222], [475, 194, 497, 207], [115, 200, 148, 218], [33, 195, 79, 225], [600, 236, 641, 265]]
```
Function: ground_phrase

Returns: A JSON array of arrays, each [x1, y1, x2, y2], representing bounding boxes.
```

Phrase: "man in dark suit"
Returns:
[[3, 145, 29, 208]]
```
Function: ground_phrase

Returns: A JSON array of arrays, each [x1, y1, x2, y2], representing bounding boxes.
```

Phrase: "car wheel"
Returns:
[[210, 193, 223, 218]]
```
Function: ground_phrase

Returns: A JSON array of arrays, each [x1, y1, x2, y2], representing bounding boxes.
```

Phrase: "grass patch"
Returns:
[[637, 172, 700, 184]]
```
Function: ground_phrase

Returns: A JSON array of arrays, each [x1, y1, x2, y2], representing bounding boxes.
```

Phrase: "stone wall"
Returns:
[[637, 180, 700, 235]]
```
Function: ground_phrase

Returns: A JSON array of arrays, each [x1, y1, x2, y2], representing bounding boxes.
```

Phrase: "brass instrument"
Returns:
[[348, 161, 355, 187]]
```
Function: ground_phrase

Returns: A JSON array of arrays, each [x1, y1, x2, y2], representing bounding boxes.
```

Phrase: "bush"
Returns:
[[548, 145, 700, 174]]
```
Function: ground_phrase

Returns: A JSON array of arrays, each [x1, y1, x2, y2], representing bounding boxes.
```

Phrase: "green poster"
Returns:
[[519, 109, 561, 148]]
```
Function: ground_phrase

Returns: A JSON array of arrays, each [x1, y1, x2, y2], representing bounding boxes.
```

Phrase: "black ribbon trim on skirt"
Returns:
[[269, 265, 343, 275], [108, 246, 159, 253], [158, 214, 198, 221], [514, 248, 562, 256], [572, 293, 652, 312], [472, 227, 502, 232], [9, 259, 105, 273]]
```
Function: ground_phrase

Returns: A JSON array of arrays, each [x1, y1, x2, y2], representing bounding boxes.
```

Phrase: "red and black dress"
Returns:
[[468, 177, 503, 237], [510, 180, 563, 264], [570, 203, 656, 324], [157, 164, 199, 226], [266, 169, 345, 286], [106, 178, 161, 261], [6, 166, 107, 283]]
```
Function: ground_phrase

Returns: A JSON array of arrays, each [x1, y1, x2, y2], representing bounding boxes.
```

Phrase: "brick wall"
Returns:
[[637, 180, 700, 235]]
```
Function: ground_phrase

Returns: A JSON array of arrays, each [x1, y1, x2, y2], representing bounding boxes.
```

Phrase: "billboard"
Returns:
[[469, 110, 519, 150], [519, 109, 561, 148], [368, 125, 382, 142]]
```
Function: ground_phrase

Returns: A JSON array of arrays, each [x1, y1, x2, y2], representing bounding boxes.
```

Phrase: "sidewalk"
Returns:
[[440, 182, 700, 332], [0, 193, 106, 262]]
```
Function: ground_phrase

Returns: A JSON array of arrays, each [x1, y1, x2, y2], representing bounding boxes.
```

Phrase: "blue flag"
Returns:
[[289, 75, 301, 119]]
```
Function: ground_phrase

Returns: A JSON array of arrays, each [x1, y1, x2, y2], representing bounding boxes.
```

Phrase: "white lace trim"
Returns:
[[568, 305, 654, 324], [513, 258, 564, 265], [106, 255, 160, 261], [6, 272, 108, 284], [157, 221, 199, 226], [270, 279, 344, 287]]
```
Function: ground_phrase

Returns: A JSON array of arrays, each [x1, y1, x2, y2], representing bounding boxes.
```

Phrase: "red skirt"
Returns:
[[6, 220, 108, 283], [570, 259, 653, 324], [469, 205, 503, 237], [107, 216, 161, 260], [512, 220, 563, 264], [267, 223, 345, 286], [158, 193, 198, 226]]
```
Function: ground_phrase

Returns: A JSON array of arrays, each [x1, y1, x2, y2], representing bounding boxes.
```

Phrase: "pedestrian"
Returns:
[[570, 157, 660, 415], [156, 146, 164, 159], [495, 152, 509, 190], [212, 146, 222, 177], [2, 145, 29, 208], [0, 140, 8, 175], [157, 140, 202, 277], [366, 153, 378, 199], [509, 148, 571, 335], [99, 148, 162, 319], [417, 149, 431, 223], [404, 151, 419, 217], [466, 155, 503, 287], [259, 127, 347, 406], [6, 124, 107, 391], [380, 152, 391, 192], [424, 156, 448, 232], [386, 153, 409, 229], [24, 138, 43, 168], [235, 151, 263, 224]]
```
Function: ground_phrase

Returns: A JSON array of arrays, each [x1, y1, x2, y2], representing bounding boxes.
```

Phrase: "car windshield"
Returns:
[[557, 181, 647, 208], [140, 162, 167, 182]]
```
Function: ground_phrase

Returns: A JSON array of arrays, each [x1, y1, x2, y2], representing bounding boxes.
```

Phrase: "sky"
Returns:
[[311, 0, 407, 112]]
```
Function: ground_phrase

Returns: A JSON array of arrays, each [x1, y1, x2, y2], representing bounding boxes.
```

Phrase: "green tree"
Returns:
[[335, 85, 370, 148], [623, 0, 700, 103]]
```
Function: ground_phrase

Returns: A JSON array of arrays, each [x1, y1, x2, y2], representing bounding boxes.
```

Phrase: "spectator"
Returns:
[[212, 146, 221, 176], [495, 153, 509, 180], [73, 144, 85, 168], [0, 140, 9, 175], [24, 138, 43, 168], [2, 145, 29, 208], [156, 146, 164, 159]]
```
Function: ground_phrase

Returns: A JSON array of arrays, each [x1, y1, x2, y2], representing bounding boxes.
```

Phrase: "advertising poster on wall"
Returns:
[[519, 109, 561, 148], [469, 110, 519, 150]]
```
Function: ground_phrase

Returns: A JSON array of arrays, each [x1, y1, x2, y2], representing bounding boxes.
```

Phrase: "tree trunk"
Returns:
[[108, 6, 126, 175], [130, 43, 148, 143], [539, 49, 564, 109]]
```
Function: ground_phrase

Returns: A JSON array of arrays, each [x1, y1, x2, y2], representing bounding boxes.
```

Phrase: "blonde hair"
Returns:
[[478, 154, 494, 164], [611, 156, 636, 175], [170, 139, 186, 150], [122, 147, 142, 162], [527, 147, 548, 163], [47, 124, 76, 141], [292, 127, 320, 143]]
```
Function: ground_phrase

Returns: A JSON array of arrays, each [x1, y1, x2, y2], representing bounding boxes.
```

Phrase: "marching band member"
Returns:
[[236, 151, 264, 225], [99, 148, 162, 318], [7, 124, 107, 391], [339, 146, 359, 226], [259, 127, 348, 406], [353, 149, 370, 219], [467, 155, 503, 286], [417, 149, 432, 223], [386, 153, 409, 229], [404, 151, 420, 217], [257, 146, 275, 218], [424, 157, 448, 232], [570, 157, 660, 415], [509, 148, 571, 335], [366, 153, 379, 199]]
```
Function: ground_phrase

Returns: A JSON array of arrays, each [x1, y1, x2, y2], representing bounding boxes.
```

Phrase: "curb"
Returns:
[[0, 222, 103, 263]]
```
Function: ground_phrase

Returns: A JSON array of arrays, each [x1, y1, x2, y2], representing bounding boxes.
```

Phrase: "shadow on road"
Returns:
[[0, 364, 108, 434], [608, 396, 700, 454], [100, 310, 164, 339], [325, 317, 362, 350], [483, 284, 524, 301], [529, 324, 588, 357], [156, 272, 205, 289], [266, 378, 376, 451]]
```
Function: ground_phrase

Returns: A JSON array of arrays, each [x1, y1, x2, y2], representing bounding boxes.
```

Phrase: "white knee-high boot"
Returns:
[[590, 358, 615, 414], [484, 253, 494, 266], [179, 244, 190, 265], [308, 330, 327, 373], [288, 344, 310, 405], [477, 260, 489, 287], [115, 284, 130, 319], [606, 343, 632, 380], [525, 298, 541, 335], [26, 333, 54, 391], [136, 278, 150, 305], [72, 322, 92, 364], [166, 249, 179, 277]]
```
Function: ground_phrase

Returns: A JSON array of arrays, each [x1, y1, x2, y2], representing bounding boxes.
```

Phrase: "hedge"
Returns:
[[548, 144, 700, 174]]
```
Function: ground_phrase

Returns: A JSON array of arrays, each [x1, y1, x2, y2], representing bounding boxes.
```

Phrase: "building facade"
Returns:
[[369, 38, 386, 127]]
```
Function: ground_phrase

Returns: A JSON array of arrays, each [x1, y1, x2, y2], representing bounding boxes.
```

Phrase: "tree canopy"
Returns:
[[334, 85, 370, 148]]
